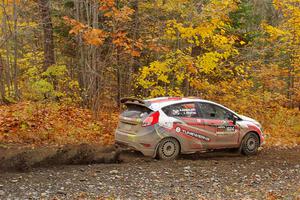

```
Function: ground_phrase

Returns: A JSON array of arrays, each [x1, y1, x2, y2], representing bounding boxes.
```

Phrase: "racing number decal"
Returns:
[[175, 126, 210, 142]]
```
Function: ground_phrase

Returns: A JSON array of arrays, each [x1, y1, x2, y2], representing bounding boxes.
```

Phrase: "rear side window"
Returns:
[[162, 103, 198, 118]]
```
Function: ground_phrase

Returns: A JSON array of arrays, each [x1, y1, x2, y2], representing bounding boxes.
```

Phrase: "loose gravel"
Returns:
[[0, 147, 299, 200]]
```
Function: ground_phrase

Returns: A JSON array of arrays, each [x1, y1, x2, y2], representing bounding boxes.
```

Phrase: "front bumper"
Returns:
[[260, 132, 266, 146]]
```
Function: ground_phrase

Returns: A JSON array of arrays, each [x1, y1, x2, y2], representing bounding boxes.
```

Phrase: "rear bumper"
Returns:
[[115, 130, 158, 157]]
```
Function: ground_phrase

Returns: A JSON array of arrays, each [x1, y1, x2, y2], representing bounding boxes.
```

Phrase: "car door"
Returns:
[[197, 102, 240, 148], [162, 102, 212, 149], [162, 102, 202, 128]]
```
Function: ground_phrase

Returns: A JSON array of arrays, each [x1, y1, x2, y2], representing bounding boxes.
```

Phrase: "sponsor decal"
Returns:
[[175, 127, 181, 133], [128, 134, 136, 142], [172, 108, 197, 116], [216, 125, 236, 135], [175, 126, 210, 142]]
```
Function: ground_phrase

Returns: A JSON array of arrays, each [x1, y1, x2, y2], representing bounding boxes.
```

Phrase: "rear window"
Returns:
[[121, 104, 152, 118], [162, 103, 198, 118]]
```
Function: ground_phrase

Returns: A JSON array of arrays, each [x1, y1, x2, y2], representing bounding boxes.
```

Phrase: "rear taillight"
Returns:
[[142, 111, 160, 127]]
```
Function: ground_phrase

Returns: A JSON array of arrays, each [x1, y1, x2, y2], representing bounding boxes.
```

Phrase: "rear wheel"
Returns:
[[157, 138, 180, 160], [241, 132, 260, 155]]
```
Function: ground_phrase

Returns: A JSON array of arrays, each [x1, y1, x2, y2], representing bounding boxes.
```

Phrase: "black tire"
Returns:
[[157, 138, 180, 160], [241, 132, 260, 156]]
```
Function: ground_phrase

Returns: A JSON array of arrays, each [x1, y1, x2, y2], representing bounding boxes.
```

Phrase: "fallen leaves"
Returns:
[[0, 102, 117, 146]]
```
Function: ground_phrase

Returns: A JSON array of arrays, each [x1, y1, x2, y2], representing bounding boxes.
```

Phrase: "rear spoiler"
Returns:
[[120, 97, 145, 104], [120, 97, 152, 109]]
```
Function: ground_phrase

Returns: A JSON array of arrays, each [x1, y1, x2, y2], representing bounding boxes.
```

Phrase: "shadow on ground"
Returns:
[[1, 144, 297, 172], [0, 144, 120, 172]]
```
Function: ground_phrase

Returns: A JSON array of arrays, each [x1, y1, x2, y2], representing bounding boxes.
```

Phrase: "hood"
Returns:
[[239, 115, 257, 122], [239, 115, 262, 129]]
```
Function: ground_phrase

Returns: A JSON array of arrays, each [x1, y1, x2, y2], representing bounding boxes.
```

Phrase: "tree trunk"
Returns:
[[2, 0, 12, 97], [13, 0, 20, 99], [0, 53, 6, 104], [39, 0, 55, 70], [127, 0, 140, 96]]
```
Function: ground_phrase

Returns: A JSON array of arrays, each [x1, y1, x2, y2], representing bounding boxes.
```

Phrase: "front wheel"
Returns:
[[157, 138, 180, 160], [241, 132, 260, 156]]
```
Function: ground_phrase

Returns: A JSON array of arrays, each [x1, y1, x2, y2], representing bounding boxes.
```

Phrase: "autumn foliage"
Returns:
[[0, 0, 299, 147]]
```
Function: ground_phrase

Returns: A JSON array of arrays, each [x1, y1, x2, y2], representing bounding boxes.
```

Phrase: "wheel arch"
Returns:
[[241, 131, 261, 146], [153, 136, 182, 158]]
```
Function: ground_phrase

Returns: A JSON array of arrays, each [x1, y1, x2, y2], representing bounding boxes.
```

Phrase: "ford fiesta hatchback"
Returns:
[[115, 97, 264, 160]]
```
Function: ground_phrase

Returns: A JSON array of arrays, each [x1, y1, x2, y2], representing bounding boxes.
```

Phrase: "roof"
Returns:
[[145, 97, 239, 115], [121, 96, 239, 115], [145, 97, 207, 109]]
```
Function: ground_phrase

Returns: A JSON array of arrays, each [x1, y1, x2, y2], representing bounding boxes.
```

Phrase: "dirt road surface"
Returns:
[[0, 146, 300, 200]]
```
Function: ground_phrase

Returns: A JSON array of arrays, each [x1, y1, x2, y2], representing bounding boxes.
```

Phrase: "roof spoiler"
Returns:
[[120, 97, 145, 104], [120, 97, 152, 108]]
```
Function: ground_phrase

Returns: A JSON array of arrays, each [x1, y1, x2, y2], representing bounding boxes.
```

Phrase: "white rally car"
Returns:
[[115, 97, 264, 160]]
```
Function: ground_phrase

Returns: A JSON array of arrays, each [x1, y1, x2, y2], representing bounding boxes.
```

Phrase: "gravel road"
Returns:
[[0, 147, 299, 200]]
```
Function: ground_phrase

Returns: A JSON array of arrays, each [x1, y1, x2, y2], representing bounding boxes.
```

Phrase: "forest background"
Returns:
[[0, 0, 299, 147]]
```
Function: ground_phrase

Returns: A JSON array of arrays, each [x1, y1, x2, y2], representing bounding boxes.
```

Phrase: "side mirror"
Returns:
[[232, 115, 238, 125], [227, 113, 237, 125]]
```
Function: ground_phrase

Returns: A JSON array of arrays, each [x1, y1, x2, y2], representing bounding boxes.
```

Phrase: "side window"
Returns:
[[198, 103, 231, 120], [162, 103, 198, 118], [198, 103, 215, 119]]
